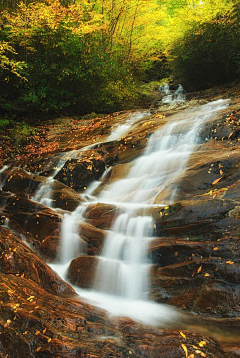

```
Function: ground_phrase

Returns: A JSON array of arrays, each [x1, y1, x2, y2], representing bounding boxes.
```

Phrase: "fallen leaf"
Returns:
[[181, 344, 188, 358], [180, 331, 186, 339], [212, 177, 222, 185]]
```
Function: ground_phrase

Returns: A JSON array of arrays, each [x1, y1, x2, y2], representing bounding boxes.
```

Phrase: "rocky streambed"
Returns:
[[0, 86, 240, 357]]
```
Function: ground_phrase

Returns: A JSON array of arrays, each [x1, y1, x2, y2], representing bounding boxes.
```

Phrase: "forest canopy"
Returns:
[[0, 0, 239, 118]]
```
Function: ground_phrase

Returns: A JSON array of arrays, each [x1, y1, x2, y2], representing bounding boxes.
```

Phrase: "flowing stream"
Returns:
[[47, 100, 228, 325]]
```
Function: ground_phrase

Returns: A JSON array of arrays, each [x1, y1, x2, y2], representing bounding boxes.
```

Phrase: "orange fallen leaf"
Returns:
[[181, 344, 188, 357], [180, 331, 186, 339], [212, 177, 222, 185]]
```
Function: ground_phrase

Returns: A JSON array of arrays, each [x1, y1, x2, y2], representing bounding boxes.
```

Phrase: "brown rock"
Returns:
[[55, 157, 106, 192], [78, 222, 106, 255], [51, 186, 83, 211], [0, 271, 228, 357], [0, 192, 62, 257], [152, 198, 239, 236], [68, 255, 99, 289], [0, 226, 74, 296], [1, 167, 45, 197], [83, 202, 123, 229]]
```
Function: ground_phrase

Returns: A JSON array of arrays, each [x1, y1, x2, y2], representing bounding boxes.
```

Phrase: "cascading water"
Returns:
[[51, 111, 151, 277], [107, 111, 149, 141], [32, 112, 147, 208], [160, 83, 186, 104], [53, 100, 228, 325]]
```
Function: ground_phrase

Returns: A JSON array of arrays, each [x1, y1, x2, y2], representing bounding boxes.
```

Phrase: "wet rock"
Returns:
[[1, 167, 44, 197], [149, 235, 240, 317], [175, 149, 240, 201], [0, 226, 74, 296], [152, 198, 239, 237], [0, 270, 228, 357], [1, 167, 83, 211], [51, 186, 83, 211], [0, 192, 49, 230], [0, 192, 62, 258], [83, 202, 123, 229], [39, 229, 61, 261], [68, 255, 99, 289], [78, 222, 106, 255], [24, 208, 61, 247], [55, 157, 106, 192]]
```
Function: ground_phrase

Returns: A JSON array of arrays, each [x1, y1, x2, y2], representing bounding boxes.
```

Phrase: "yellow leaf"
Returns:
[[212, 177, 222, 185], [213, 247, 219, 251], [180, 331, 186, 339], [197, 265, 202, 274], [181, 344, 188, 358], [204, 273, 210, 277], [198, 341, 206, 347], [226, 261, 234, 265]]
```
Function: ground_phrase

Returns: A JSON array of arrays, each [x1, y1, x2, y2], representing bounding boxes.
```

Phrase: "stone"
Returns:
[[0, 226, 74, 296], [78, 222, 106, 256], [68, 255, 99, 289], [83, 202, 124, 229], [55, 157, 106, 192]]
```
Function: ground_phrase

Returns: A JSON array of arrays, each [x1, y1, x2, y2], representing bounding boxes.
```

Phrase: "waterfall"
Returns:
[[94, 213, 152, 300], [32, 112, 147, 208], [161, 84, 186, 104], [31, 153, 72, 207], [92, 100, 228, 303], [107, 111, 149, 141], [51, 100, 228, 325]]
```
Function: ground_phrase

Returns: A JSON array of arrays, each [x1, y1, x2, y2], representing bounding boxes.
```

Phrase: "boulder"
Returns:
[[83, 202, 124, 229], [55, 157, 106, 192], [1, 167, 44, 197], [68, 255, 99, 289], [149, 236, 240, 317], [0, 271, 228, 357], [1, 167, 83, 211], [78, 222, 106, 255], [0, 192, 62, 259], [0, 226, 74, 296], [152, 197, 239, 237]]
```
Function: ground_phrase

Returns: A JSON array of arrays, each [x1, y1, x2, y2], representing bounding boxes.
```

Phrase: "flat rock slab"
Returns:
[[0, 271, 229, 358]]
